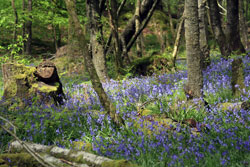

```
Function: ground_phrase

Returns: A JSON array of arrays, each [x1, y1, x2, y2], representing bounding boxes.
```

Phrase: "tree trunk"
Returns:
[[26, 0, 32, 55], [239, 0, 248, 49], [207, 0, 231, 57], [167, 2, 176, 40], [135, 0, 143, 57], [225, 0, 245, 54], [86, 0, 109, 82], [65, 0, 124, 126], [11, 0, 18, 43], [108, 0, 123, 77], [172, 13, 184, 68], [67, 0, 81, 59], [185, 0, 203, 98], [22, 0, 26, 54], [198, 0, 210, 69]]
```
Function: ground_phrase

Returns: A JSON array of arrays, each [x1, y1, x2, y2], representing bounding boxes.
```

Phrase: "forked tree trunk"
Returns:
[[185, 0, 203, 98], [65, 0, 124, 126]]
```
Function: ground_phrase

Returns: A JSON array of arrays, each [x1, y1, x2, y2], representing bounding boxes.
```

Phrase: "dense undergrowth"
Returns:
[[1, 54, 250, 167]]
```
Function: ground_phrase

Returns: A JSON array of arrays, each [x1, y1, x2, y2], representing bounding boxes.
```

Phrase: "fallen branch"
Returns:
[[0, 116, 56, 167]]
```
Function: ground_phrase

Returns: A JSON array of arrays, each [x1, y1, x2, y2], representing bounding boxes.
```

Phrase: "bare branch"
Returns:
[[127, 0, 159, 51], [104, 0, 127, 55]]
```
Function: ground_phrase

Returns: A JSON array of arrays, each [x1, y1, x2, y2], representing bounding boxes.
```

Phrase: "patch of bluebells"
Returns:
[[1, 55, 250, 166]]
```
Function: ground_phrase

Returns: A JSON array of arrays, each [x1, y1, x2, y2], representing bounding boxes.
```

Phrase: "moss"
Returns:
[[218, 102, 241, 111], [72, 141, 93, 152], [3, 63, 36, 99], [0, 153, 41, 167], [101, 159, 138, 167], [31, 82, 58, 93]]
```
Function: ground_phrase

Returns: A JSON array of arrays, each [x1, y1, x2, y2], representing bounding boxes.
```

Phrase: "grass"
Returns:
[[0, 54, 250, 166]]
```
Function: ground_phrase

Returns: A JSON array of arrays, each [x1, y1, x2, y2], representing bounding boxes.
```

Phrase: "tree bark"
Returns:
[[225, 0, 245, 54], [185, 0, 203, 98], [26, 0, 32, 55], [207, 0, 231, 57], [198, 0, 210, 69], [65, 0, 124, 126], [239, 0, 248, 49], [86, 0, 109, 82]]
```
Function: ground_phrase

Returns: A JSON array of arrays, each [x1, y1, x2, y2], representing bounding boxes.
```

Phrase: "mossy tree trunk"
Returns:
[[207, 0, 231, 58], [185, 0, 203, 98], [225, 0, 245, 54], [231, 58, 245, 97], [86, 0, 109, 82], [65, 0, 124, 126]]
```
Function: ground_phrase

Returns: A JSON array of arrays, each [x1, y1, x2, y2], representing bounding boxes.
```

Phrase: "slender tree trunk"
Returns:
[[239, 0, 248, 49], [198, 0, 210, 69], [167, 2, 175, 40], [225, 0, 245, 54], [135, 0, 142, 57], [67, 0, 82, 59], [65, 0, 124, 126], [108, 0, 123, 77], [53, 25, 61, 51], [185, 0, 203, 98], [11, 0, 18, 42], [172, 13, 184, 68], [86, 0, 109, 82], [26, 0, 32, 55], [207, 0, 231, 57], [22, 0, 26, 54]]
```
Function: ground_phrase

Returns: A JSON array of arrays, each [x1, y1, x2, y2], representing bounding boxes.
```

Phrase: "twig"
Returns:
[[127, 0, 159, 51], [0, 118, 56, 167]]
